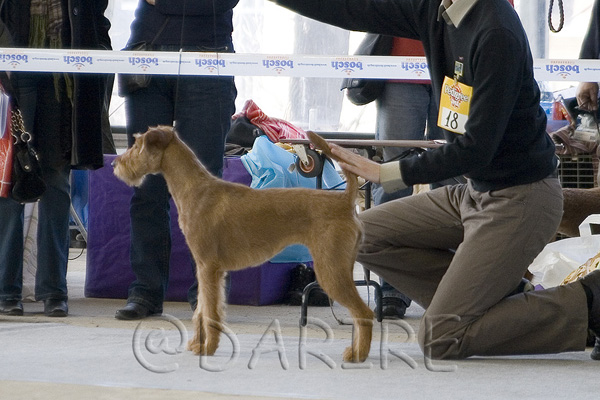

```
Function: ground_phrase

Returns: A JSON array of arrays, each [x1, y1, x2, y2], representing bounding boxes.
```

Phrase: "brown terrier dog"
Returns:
[[112, 126, 374, 363]]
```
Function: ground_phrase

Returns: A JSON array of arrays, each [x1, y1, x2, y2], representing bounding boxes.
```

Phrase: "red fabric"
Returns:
[[391, 38, 425, 57], [233, 99, 307, 143], [0, 101, 13, 198], [390, 37, 430, 84]]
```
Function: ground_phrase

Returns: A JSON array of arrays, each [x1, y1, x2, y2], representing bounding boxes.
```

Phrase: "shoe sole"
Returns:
[[45, 310, 68, 317], [0, 310, 24, 316], [115, 311, 160, 320], [115, 312, 142, 320]]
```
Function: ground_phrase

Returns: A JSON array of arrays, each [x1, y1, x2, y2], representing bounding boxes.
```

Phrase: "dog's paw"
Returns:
[[187, 338, 218, 356], [187, 339, 203, 355], [204, 340, 219, 356], [342, 346, 368, 363]]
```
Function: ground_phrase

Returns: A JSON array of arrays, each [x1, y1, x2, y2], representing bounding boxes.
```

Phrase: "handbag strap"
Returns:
[[0, 72, 33, 146], [150, 17, 171, 47], [10, 107, 32, 146]]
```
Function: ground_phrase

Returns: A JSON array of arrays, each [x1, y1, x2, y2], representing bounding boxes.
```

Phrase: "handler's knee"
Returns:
[[418, 312, 466, 360]]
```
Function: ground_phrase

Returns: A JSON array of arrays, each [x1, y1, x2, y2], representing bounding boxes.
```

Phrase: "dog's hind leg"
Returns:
[[188, 266, 226, 356], [312, 247, 374, 363]]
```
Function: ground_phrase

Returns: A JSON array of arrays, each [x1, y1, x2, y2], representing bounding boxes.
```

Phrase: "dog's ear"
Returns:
[[143, 126, 174, 150]]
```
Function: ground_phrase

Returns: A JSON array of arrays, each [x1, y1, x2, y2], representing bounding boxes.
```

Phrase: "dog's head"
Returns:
[[112, 125, 175, 187]]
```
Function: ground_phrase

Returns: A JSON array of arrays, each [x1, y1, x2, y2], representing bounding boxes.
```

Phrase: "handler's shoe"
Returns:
[[579, 269, 600, 360], [286, 264, 329, 307], [591, 337, 600, 361], [378, 296, 409, 319]]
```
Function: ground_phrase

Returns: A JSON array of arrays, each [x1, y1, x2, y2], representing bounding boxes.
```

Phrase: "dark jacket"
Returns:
[[0, 0, 113, 169], [580, 0, 600, 59], [128, 0, 239, 49], [273, 0, 557, 192]]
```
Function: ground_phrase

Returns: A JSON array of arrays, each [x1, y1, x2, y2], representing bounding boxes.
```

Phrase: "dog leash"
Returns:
[[548, 0, 564, 33]]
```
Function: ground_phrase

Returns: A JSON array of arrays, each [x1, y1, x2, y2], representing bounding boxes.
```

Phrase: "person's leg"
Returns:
[[120, 76, 174, 315], [0, 198, 25, 313], [371, 82, 434, 315], [0, 74, 36, 311], [35, 163, 71, 307], [358, 185, 466, 307], [171, 73, 237, 307], [32, 75, 71, 308], [418, 178, 586, 359]]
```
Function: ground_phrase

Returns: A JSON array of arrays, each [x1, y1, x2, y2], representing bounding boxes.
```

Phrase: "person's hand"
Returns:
[[330, 143, 381, 184], [575, 82, 599, 111], [146, 0, 156, 5]]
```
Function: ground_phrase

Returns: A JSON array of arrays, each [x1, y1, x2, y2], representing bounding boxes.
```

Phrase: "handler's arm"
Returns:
[[330, 145, 408, 192]]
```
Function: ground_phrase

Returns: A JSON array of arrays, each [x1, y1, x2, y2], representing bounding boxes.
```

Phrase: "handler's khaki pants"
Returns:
[[358, 177, 589, 359]]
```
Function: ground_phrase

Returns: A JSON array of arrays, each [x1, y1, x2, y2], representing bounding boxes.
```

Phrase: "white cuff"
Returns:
[[379, 161, 408, 193]]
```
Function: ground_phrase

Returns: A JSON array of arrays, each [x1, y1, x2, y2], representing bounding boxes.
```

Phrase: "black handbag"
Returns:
[[341, 34, 394, 106], [117, 41, 151, 97], [10, 107, 46, 203], [118, 18, 170, 97]]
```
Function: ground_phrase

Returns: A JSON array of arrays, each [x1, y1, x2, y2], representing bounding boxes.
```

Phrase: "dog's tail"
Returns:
[[307, 131, 359, 203]]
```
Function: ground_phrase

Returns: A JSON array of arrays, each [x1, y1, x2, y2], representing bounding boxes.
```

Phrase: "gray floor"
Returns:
[[0, 249, 597, 400]]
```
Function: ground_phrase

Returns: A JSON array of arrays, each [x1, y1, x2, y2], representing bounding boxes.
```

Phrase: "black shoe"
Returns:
[[115, 302, 157, 320], [377, 297, 408, 319], [44, 299, 68, 317], [580, 269, 600, 360], [285, 264, 330, 307], [286, 264, 315, 306], [0, 300, 24, 316], [591, 337, 600, 361]]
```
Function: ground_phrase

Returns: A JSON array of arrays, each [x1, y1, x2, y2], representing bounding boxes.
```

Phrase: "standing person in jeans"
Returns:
[[0, 0, 112, 317], [372, 37, 445, 319], [115, 0, 238, 320]]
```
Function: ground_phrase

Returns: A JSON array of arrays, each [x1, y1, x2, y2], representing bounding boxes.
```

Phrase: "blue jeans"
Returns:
[[124, 46, 237, 312], [0, 73, 71, 302], [372, 82, 442, 305]]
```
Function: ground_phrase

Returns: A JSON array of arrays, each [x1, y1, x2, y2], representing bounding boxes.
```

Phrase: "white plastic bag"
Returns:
[[528, 235, 600, 288]]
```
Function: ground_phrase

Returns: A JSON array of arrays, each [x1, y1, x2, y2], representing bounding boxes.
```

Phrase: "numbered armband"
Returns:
[[437, 76, 472, 135]]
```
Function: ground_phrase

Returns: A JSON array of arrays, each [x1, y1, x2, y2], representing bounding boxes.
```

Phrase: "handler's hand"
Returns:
[[576, 82, 599, 111], [146, 0, 155, 5], [330, 144, 381, 184]]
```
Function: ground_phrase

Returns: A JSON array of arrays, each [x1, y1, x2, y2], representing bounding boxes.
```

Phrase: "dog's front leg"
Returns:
[[188, 309, 205, 355], [188, 266, 226, 356]]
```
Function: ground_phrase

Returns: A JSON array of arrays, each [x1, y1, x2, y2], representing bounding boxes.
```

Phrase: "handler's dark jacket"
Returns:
[[0, 0, 113, 169], [273, 0, 557, 192]]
